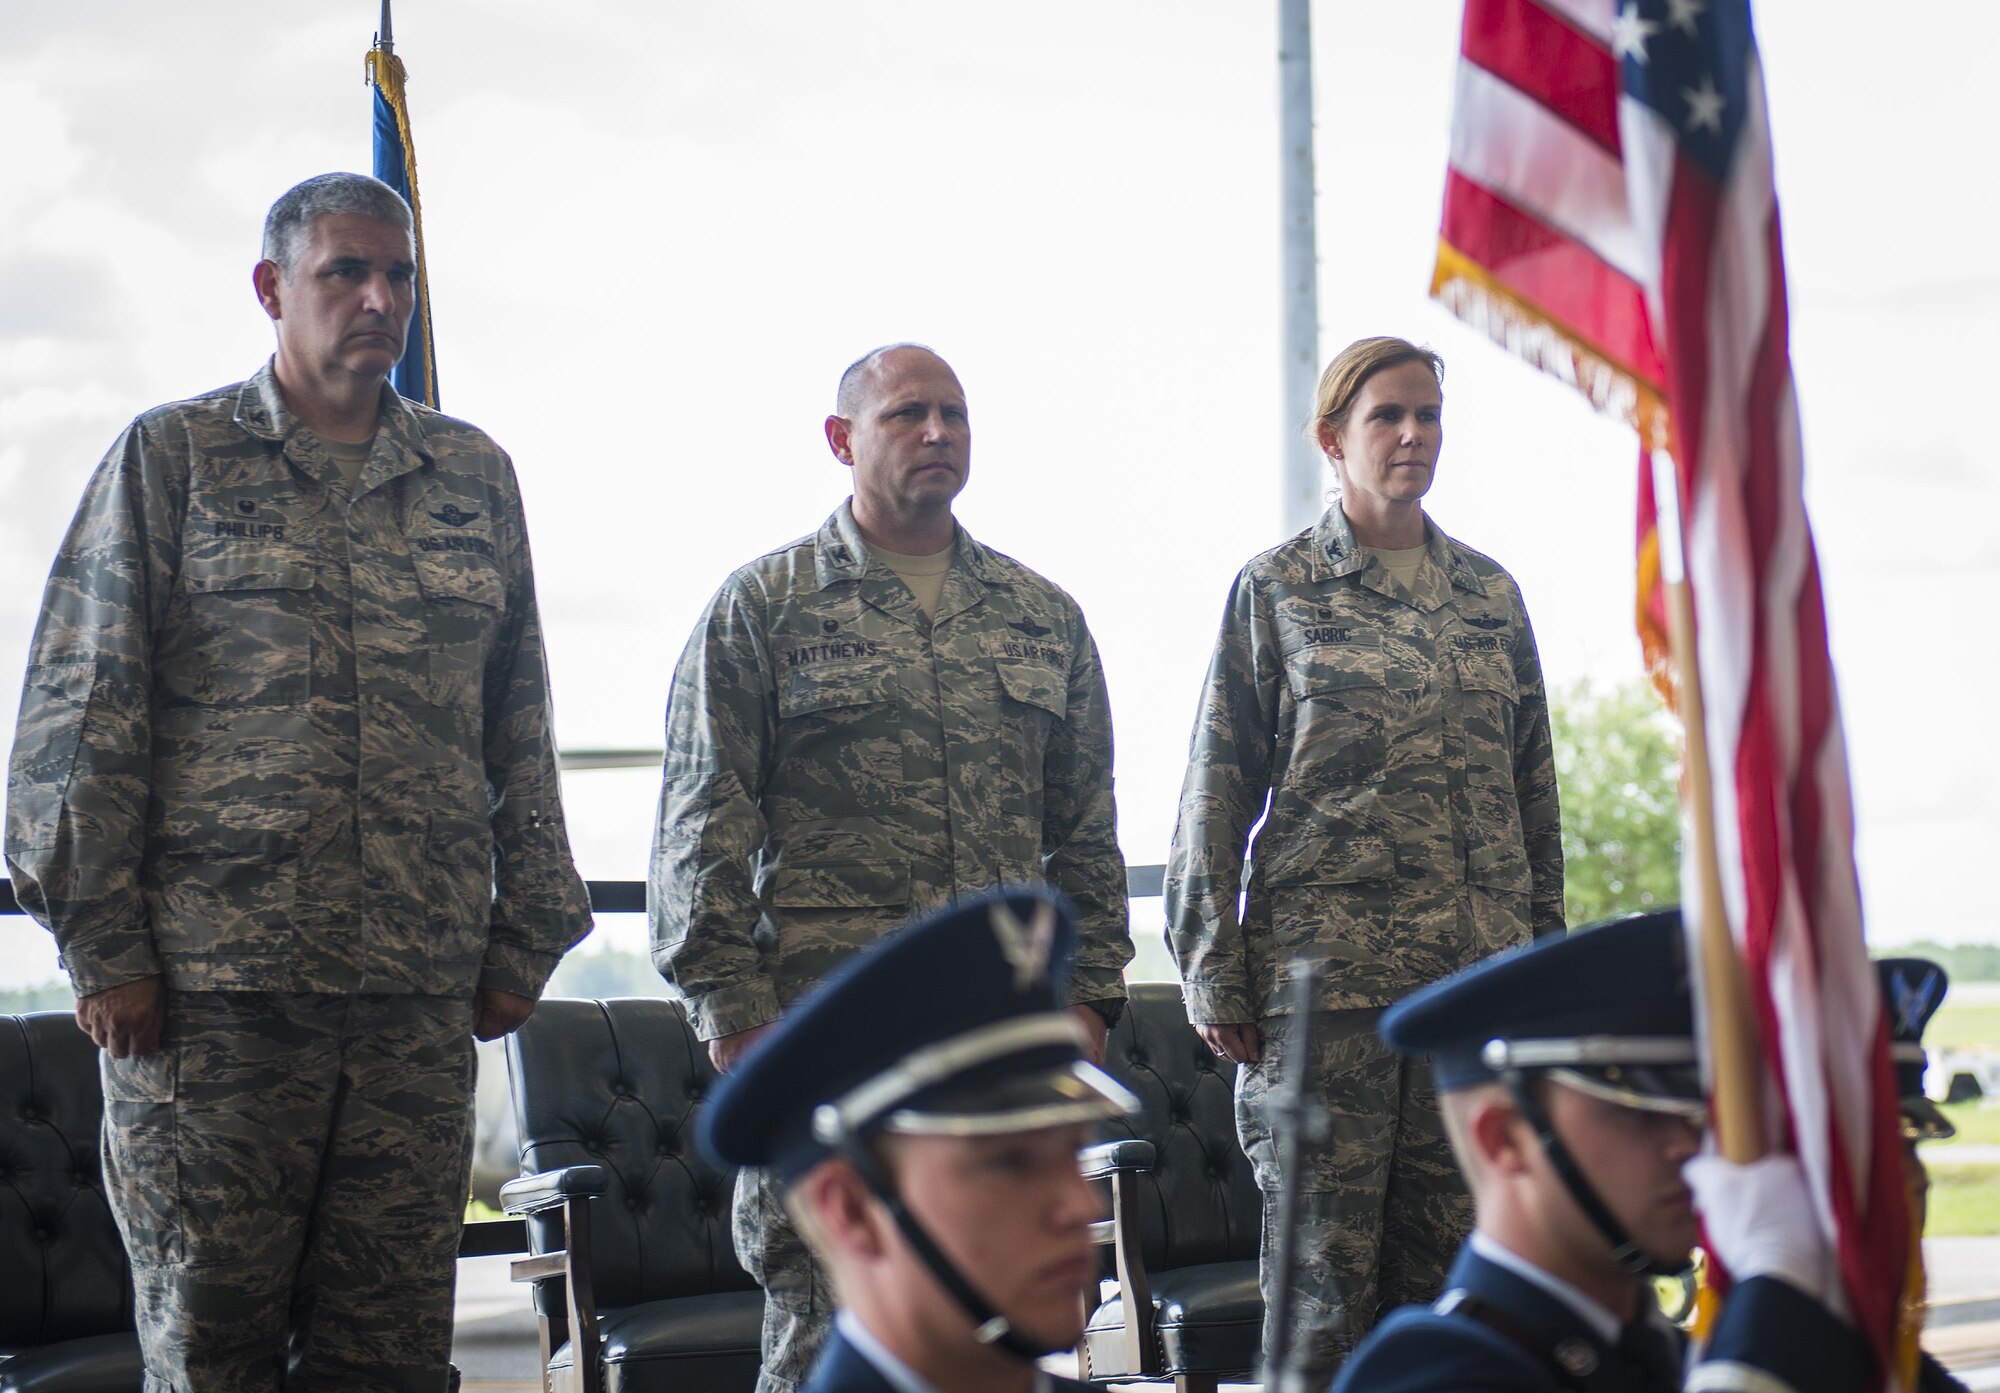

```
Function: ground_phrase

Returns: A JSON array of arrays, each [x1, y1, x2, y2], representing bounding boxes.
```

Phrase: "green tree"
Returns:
[[1551, 678, 1683, 927], [1898, 941, 2000, 984]]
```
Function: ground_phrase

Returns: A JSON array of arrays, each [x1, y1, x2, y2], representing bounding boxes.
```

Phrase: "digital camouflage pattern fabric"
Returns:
[[650, 500, 1130, 1041], [1236, 1009, 1470, 1382], [733, 1166, 837, 1392], [9, 356, 590, 1391], [102, 991, 476, 1391], [1169, 500, 1558, 1376], [1165, 501, 1565, 1024], [4, 360, 593, 999], [653, 499, 1129, 1393]]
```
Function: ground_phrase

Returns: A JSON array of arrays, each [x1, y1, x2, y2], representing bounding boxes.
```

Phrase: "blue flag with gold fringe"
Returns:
[[365, 7, 439, 408]]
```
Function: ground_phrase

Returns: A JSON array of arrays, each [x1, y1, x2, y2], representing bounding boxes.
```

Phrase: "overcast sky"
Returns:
[[3, 0, 1996, 985]]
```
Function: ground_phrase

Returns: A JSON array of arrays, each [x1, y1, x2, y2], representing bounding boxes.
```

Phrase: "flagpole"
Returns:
[[1651, 460, 1764, 1163], [378, 0, 393, 55], [1277, 0, 1321, 535]]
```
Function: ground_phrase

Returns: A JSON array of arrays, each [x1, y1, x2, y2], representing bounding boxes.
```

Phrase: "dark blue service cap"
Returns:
[[698, 885, 1137, 1183], [1876, 957, 1953, 1141], [1381, 908, 1704, 1116]]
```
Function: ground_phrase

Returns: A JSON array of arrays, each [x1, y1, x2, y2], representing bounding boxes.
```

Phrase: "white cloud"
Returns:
[[2, 0, 1994, 956]]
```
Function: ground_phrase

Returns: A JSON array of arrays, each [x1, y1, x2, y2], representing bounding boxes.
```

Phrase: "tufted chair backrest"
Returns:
[[0, 1012, 133, 1351], [1097, 983, 1261, 1272], [504, 998, 756, 1312]]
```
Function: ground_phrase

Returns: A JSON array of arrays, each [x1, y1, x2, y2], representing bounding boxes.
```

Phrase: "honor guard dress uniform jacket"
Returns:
[[1166, 502, 1564, 1023], [650, 501, 1130, 1041], [1332, 1241, 1873, 1393], [5, 361, 593, 999], [801, 1320, 1094, 1393]]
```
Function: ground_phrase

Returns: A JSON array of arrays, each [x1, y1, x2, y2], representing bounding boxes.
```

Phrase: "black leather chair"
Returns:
[[502, 997, 762, 1393], [0, 1009, 523, 1393], [1079, 983, 1263, 1393], [0, 1011, 141, 1393]]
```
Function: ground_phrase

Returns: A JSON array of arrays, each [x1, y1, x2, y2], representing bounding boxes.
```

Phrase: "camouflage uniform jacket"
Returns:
[[1166, 502, 1563, 1022], [4, 361, 592, 999], [650, 501, 1130, 1040]]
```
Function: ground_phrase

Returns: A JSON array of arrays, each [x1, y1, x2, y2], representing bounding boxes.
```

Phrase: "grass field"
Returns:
[[1920, 1100, 2000, 1236], [1935, 1100, 2000, 1147], [1926, 1163, 2000, 1237], [1930, 996, 2000, 1053]]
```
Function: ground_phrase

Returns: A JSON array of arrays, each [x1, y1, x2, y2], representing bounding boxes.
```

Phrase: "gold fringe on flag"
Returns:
[[364, 46, 439, 408], [1431, 240, 1670, 446], [1635, 450, 1679, 712], [1432, 239, 1678, 710]]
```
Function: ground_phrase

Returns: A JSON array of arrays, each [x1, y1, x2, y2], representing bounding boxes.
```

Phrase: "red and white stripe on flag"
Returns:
[[1432, 0, 1907, 1379]]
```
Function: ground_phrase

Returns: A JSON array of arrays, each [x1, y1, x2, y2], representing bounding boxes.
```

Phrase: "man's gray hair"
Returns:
[[262, 172, 414, 276], [835, 342, 948, 417]]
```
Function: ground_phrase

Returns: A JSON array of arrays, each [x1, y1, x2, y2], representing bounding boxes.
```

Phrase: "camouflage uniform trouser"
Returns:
[[100, 991, 477, 1393], [732, 1165, 835, 1393], [1235, 1008, 1471, 1388]]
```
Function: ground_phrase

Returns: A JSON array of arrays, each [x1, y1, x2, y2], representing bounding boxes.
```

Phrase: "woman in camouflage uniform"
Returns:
[[1165, 335, 1565, 1385]]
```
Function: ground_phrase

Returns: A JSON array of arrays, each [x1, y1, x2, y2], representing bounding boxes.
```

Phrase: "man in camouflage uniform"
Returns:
[[651, 343, 1130, 1393], [4, 172, 592, 1391], [1165, 337, 1563, 1385]]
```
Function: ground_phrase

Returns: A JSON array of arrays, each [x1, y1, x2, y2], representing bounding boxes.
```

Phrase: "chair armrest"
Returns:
[[1080, 1139, 1156, 1181], [500, 1165, 608, 1216], [458, 1217, 529, 1257], [1078, 1138, 1160, 1378]]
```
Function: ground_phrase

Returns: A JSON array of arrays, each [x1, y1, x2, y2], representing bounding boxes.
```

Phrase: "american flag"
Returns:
[[1431, 0, 1908, 1377]]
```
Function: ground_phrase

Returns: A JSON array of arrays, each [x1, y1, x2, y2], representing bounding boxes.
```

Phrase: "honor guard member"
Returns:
[[1332, 910, 1874, 1393], [653, 343, 1132, 1393], [1877, 957, 1972, 1393], [700, 886, 1139, 1393], [4, 172, 592, 1391]]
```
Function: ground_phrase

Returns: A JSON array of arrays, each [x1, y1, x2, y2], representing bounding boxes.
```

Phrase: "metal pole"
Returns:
[[1278, 0, 1322, 536], [378, 0, 394, 53]]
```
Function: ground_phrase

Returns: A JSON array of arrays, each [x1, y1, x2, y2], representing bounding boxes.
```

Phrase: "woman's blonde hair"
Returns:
[[1308, 336, 1445, 445]]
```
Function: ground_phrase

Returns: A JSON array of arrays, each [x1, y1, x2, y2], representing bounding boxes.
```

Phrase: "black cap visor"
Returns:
[[884, 1060, 1138, 1137], [1901, 1096, 1957, 1142], [1481, 1035, 1707, 1119], [1548, 1065, 1708, 1120]]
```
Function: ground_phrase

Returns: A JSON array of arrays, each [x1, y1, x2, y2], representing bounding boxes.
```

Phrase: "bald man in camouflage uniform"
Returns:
[[1166, 338, 1563, 1387], [5, 173, 591, 1391], [651, 343, 1130, 1393]]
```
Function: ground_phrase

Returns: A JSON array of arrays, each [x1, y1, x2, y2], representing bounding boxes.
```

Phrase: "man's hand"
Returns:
[[709, 1021, 779, 1074], [473, 989, 538, 1041], [1195, 1021, 1262, 1066], [76, 976, 166, 1059], [1070, 1004, 1109, 1065]]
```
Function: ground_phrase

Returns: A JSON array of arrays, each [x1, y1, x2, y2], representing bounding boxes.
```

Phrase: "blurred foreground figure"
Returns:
[[1877, 957, 1973, 1393], [652, 343, 1131, 1391], [4, 172, 591, 1391], [1333, 910, 1872, 1393], [700, 887, 1138, 1393]]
